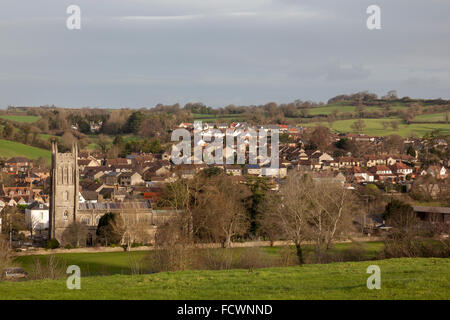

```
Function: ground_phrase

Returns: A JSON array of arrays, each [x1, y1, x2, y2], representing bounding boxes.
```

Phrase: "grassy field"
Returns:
[[0, 139, 51, 161], [1, 258, 448, 299], [302, 119, 450, 137], [0, 115, 40, 123], [192, 113, 248, 122], [414, 112, 448, 123], [14, 242, 385, 276]]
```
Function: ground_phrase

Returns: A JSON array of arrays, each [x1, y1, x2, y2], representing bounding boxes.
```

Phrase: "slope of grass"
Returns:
[[302, 119, 450, 137], [414, 112, 448, 123], [0, 115, 40, 123], [0, 139, 51, 161], [1, 258, 448, 300]]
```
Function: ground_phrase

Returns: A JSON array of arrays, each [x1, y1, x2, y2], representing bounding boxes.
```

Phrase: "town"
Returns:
[[0, 111, 448, 250]]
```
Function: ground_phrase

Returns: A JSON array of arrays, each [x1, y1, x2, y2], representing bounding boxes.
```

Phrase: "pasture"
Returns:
[[301, 119, 450, 137], [1, 257, 448, 299], [0, 139, 51, 161], [0, 115, 40, 123]]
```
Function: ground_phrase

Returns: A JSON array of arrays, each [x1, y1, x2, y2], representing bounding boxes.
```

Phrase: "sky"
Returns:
[[0, 0, 449, 108]]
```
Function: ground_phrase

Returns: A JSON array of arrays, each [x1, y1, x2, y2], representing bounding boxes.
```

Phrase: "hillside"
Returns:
[[1, 258, 448, 300], [0, 139, 51, 161]]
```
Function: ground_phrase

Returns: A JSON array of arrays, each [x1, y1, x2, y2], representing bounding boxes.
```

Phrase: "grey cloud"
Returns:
[[0, 0, 449, 108]]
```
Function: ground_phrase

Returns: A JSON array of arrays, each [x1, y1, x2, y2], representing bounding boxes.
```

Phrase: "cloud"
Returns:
[[117, 14, 205, 21]]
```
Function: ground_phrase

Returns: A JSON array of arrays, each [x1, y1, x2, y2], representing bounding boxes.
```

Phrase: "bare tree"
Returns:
[[194, 175, 250, 248], [0, 235, 13, 279], [62, 222, 89, 247], [260, 173, 313, 264], [305, 181, 359, 262]]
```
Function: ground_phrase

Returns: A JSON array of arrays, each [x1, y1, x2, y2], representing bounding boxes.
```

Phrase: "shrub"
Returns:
[[29, 256, 67, 280], [46, 239, 60, 250], [0, 236, 13, 280]]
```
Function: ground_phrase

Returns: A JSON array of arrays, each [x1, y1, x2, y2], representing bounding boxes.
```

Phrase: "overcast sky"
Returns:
[[0, 0, 449, 108]]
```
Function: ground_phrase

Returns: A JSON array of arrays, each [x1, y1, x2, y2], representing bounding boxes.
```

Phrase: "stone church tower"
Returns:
[[49, 141, 79, 244]]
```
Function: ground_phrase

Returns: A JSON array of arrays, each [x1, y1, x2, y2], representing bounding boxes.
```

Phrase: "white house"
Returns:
[[25, 202, 49, 233]]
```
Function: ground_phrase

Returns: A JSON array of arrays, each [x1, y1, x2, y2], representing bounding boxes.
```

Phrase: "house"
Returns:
[[104, 171, 121, 185], [3, 157, 33, 173], [1, 184, 33, 198], [78, 159, 101, 171], [336, 157, 362, 168], [390, 162, 413, 178], [25, 202, 49, 234], [423, 166, 448, 179], [245, 164, 262, 176], [106, 158, 131, 166], [118, 172, 145, 186], [413, 206, 450, 224], [261, 165, 287, 178], [79, 191, 98, 204], [225, 165, 243, 176], [369, 165, 396, 181], [350, 166, 374, 183]]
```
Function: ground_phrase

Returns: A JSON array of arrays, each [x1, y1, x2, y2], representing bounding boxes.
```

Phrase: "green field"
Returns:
[[1, 258, 448, 299], [0, 115, 40, 123], [302, 119, 450, 137], [14, 242, 385, 276], [192, 113, 248, 122], [414, 112, 448, 123], [0, 139, 51, 161]]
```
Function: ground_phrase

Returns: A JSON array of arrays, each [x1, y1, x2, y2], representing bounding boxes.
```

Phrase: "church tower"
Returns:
[[49, 141, 79, 244]]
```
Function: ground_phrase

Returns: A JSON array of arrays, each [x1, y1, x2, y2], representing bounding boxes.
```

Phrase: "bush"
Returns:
[[46, 239, 60, 250], [29, 256, 67, 280], [0, 236, 13, 280]]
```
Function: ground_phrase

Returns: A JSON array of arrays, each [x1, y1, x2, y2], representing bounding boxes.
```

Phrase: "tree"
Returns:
[[3, 123, 14, 139], [305, 181, 359, 261], [382, 200, 423, 258], [97, 135, 110, 154], [60, 131, 76, 151], [259, 173, 313, 264], [383, 135, 404, 154], [126, 111, 145, 134], [96, 213, 125, 246], [194, 175, 250, 248], [390, 121, 399, 131], [350, 119, 366, 133], [407, 145, 416, 157], [62, 222, 89, 247], [0, 235, 12, 279]]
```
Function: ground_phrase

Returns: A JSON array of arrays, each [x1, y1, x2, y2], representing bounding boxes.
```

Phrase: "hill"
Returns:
[[0, 139, 51, 161], [1, 258, 448, 300]]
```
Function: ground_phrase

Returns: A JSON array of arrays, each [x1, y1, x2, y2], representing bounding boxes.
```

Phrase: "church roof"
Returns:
[[78, 201, 151, 211]]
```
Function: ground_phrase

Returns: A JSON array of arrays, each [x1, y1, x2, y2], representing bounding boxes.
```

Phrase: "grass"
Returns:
[[192, 113, 248, 122], [0, 139, 51, 161], [0, 115, 40, 123], [301, 119, 450, 137], [14, 242, 385, 277], [1, 258, 448, 299], [414, 112, 448, 123]]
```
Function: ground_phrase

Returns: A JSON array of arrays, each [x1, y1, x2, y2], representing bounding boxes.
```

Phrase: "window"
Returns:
[[81, 217, 90, 225], [64, 191, 69, 201], [63, 210, 69, 220]]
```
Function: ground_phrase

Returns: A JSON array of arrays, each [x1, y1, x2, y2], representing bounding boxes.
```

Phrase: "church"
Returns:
[[49, 141, 175, 246]]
